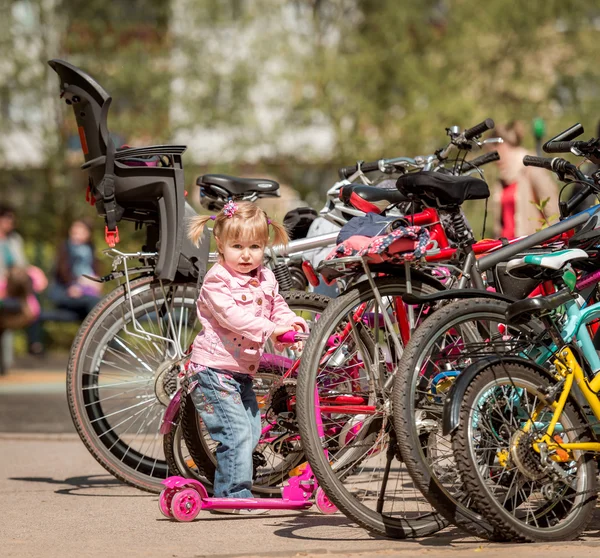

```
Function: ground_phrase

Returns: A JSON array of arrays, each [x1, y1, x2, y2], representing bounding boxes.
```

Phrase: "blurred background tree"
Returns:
[[1, 0, 599, 254]]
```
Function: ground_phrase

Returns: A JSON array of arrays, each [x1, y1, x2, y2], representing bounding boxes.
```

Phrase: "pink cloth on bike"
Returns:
[[326, 225, 429, 264], [191, 262, 307, 375]]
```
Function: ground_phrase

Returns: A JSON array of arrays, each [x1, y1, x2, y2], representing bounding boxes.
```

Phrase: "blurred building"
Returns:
[[1, 1, 336, 217]]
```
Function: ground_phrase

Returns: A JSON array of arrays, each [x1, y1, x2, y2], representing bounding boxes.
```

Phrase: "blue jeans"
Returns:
[[189, 365, 261, 498]]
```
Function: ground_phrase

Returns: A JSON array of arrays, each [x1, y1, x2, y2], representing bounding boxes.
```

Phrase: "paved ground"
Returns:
[[0, 354, 73, 433], [3, 356, 600, 557]]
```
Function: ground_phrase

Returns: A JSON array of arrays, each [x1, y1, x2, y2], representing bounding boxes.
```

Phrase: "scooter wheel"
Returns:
[[159, 488, 177, 518], [171, 488, 202, 522], [315, 487, 337, 515]]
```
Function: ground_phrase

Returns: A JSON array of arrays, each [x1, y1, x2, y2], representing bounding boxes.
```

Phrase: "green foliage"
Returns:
[[2, 1, 600, 241], [532, 196, 559, 230], [276, 0, 600, 163]]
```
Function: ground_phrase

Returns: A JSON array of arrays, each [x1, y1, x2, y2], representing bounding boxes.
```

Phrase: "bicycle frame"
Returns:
[[507, 268, 600, 374], [524, 347, 600, 454]]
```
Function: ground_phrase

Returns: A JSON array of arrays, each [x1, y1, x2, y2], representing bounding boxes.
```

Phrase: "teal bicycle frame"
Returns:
[[527, 268, 600, 372]]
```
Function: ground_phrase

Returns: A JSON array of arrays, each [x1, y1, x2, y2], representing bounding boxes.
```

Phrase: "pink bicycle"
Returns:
[[159, 332, 343, 521]]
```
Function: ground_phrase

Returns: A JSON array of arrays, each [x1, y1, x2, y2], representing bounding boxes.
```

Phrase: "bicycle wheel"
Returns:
[[182, 291, 330, 495], [452, 360, 597, 542], [68, 276, 201, 493], [296, 275, 448, 538], [163, 420, 207, 483], [393, 297, 545, 539]]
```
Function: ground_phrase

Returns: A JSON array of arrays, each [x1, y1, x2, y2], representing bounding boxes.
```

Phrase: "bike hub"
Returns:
[[510, 430, 547, 481], [154, 359, 181, 406]]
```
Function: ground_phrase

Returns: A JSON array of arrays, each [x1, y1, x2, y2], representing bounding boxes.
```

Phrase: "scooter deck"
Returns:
[[201, 498, 313, 511]]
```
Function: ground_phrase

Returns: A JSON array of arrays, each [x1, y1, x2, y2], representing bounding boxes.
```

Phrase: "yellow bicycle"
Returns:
[[451, 342, 600, 542]]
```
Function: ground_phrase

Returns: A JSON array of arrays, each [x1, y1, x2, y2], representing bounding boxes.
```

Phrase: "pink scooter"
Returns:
[[159, 331, 338, 522]]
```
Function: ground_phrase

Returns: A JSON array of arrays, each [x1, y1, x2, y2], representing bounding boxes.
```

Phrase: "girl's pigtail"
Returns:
[[269, 219, 290, 246], [187, 215, 213, 246]]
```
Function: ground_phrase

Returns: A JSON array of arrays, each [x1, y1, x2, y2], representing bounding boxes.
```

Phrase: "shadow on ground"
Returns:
[[9, 474, 151, 497], [268, 513, 473, 544]]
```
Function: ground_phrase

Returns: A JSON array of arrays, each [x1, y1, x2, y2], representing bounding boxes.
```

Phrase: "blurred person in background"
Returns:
[[491, 121, 559, 238], [0, 204, 27, 274], [0, 203, 47, 364], [49, 219, 102, 321]]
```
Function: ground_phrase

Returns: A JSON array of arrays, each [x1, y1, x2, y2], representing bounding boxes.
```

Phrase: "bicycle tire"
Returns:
[[393, 297, 540, 539], [452, 361, 598, 542], [182, 291, 331, 495], [163, 420, 209, 483], [67, 276, 201, 493], [297, 276, 448, 538]]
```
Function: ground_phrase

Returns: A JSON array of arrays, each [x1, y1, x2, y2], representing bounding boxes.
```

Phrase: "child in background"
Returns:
[[187, 201, 307, 512]]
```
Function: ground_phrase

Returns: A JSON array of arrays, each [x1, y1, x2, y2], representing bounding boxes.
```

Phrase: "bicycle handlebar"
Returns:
[[338, 160, 381, 179], [543, 123, 585, 153], [522, 155, 555, 170], [276, 331, 310, 343], [463, 118, 495, 141], [464, 150, 500, 168], [338, 119, 497, 179], [543, 140, 585, 154]]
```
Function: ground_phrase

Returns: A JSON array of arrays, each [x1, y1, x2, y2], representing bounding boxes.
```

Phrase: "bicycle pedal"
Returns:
[[289, 462, 309, 477]]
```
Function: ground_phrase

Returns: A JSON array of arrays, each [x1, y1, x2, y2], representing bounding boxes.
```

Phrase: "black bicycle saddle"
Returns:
[[396, 171, 490, 206]]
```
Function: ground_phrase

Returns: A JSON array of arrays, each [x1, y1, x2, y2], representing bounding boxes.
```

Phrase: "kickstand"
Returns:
[[376, 430, 397, 514]]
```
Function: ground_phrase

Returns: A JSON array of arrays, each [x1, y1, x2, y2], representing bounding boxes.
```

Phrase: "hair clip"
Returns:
[[267, 219, 272, 225], [209, 215, 216, 221], [223, 200, 238, 218]]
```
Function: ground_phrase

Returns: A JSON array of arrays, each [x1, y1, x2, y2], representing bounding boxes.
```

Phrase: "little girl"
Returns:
[[187, 200, 307, 509]]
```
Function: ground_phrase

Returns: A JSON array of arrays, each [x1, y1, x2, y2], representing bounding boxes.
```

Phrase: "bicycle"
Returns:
[[50, 57, 455, 494], [162, 290, 330, 495], [294, 122, 600, 538], [448, 255, 600, 541], [392, 124, 600, 539]]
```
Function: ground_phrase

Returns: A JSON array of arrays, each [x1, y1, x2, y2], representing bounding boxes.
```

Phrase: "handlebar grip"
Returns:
[[338, 160, 381, 179], [466, 151, 500, 168], [276, 331, 310, 343], [564, 184, 594, 215], [277, 331, 298, 344], [543, 141, 577, 154], [548, 123, 584, 143], [463, 118, 495, 141], [338, 166, 356, 179], [522, 155, 554, 170]]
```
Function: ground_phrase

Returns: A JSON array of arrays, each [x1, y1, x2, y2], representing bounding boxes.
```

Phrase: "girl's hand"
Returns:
[[271, 325, 303, 352], [289, 323, 305, 351], [271, 325, 291, 342]]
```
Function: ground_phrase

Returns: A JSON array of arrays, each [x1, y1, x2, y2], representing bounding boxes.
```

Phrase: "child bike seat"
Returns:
[[48, 58, 209, 282]]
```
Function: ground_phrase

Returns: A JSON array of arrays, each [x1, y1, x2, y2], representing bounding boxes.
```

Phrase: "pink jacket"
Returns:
[[191, 262, 307, 375]]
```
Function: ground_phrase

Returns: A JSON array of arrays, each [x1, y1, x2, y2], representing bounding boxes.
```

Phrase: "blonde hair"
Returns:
[[188, 201, 289, 249], [492, 121, 525, 147]]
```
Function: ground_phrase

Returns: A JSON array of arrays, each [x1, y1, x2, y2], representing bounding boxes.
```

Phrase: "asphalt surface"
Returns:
[[3, 356, 600, 557]]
